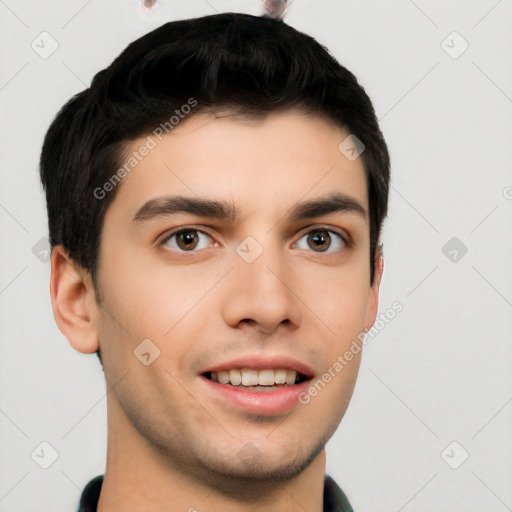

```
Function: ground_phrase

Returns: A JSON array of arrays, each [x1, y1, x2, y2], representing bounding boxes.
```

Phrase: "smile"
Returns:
[[204, 368, 307, 390], [200, 357, 314, 415]]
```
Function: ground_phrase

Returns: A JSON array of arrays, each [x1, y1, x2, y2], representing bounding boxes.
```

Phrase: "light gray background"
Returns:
[[1, 1, 511, 511]]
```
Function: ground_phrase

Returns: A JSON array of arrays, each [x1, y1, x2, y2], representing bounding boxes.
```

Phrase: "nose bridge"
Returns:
[[221, 234, 301, 332]]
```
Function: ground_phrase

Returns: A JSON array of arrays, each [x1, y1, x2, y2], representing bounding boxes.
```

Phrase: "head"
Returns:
[[41, 12, 389, 488]]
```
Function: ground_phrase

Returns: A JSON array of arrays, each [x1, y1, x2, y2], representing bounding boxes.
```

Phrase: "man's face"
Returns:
[[93, 111, 381, 483]]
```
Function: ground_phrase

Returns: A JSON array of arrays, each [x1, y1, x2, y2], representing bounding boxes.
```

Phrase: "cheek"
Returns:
[[97, 244, 181, 329], [95, 251, 217, 370], [300, 263, 370, 339]]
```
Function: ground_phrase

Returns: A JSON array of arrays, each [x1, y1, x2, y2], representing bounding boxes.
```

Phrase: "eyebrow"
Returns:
[[132, 192, 367, 224]]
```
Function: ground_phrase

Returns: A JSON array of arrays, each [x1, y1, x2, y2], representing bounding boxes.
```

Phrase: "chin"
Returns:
[[191, 434, 326, 498]]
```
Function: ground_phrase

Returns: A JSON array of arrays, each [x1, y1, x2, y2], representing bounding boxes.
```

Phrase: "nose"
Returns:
[[221, 240, 302, 337]]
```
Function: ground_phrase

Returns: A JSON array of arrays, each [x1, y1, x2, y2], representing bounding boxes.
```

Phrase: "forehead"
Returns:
[[106, 111, 368, 225]]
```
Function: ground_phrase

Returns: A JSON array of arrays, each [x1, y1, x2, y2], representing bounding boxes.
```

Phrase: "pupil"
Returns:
[[308, 230, 330, 251]]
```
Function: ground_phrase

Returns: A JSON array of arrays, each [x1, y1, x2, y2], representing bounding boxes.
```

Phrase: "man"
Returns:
[[40, 11, 390, 512]]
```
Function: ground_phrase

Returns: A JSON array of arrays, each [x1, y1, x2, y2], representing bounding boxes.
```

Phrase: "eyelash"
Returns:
[[158, 225, 351, 254]]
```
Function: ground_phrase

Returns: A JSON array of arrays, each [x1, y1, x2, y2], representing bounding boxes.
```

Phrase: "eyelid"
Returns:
[[293, 224, 352, 247], [157, 225, 217, 247], [157, 223, 352, 251]]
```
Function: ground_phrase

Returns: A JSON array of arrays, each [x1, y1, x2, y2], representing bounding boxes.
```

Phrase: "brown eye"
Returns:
[[294, 228, 346, 253], [176, 230, 199, 250], [307, 230, 331, 251], [162, 229, 212, 252]]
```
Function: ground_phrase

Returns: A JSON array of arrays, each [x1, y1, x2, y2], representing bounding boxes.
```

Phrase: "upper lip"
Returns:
[[201, 355, 315, 379]]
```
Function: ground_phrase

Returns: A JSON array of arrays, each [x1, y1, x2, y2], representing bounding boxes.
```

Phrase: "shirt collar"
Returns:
[[78, 474, 354, 511]]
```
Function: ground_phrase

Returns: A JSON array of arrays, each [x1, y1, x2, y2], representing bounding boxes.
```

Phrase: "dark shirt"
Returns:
[[77, 474, 354, 511]]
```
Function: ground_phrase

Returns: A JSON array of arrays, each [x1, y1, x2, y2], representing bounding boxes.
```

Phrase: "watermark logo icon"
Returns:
[[31, 441, 59, 469], [134, 338, 161, 366], [31, 31, 59, 59], [32, 237, 51, 263], [442, 237, 468, 263], [441, 441, 469, 469], [441, 31, 469, 59], [237, 442, 263, 467], [338, 134, 365, 161], [236, 237, 263, 264]]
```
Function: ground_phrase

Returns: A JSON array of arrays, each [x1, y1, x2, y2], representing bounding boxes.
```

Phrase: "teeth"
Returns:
[[274, 369, 287, 384], [209, 368, 299, 387], [229, 369, 242, 386], [258, 369, 274, 386], [285, 371, 296, 385], [217, 371, 229, 384], [241, 369, 258, 386]]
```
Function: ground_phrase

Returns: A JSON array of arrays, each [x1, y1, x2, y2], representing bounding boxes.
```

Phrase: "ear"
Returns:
[[362, 243, 384, 331], [49, 245, 100, 354]]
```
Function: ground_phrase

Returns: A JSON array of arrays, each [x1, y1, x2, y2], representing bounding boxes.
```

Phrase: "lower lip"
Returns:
[[200, 376, 311, 416]]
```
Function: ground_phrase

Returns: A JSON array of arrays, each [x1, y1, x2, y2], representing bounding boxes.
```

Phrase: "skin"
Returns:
[[50, 110, 383, 512]]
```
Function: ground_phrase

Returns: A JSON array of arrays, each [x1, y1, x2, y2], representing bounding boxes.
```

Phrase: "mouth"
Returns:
[[199, 359, 314, 415], [201, 368, 309, 391]]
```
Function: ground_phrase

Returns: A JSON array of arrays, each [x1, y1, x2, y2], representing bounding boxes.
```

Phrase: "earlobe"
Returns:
[[362, 244, 384, 331], [50, 246, 100, 354]]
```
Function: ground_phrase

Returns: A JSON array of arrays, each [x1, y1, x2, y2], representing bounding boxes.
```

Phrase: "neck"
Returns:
[[97, 393, 327, 512]]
